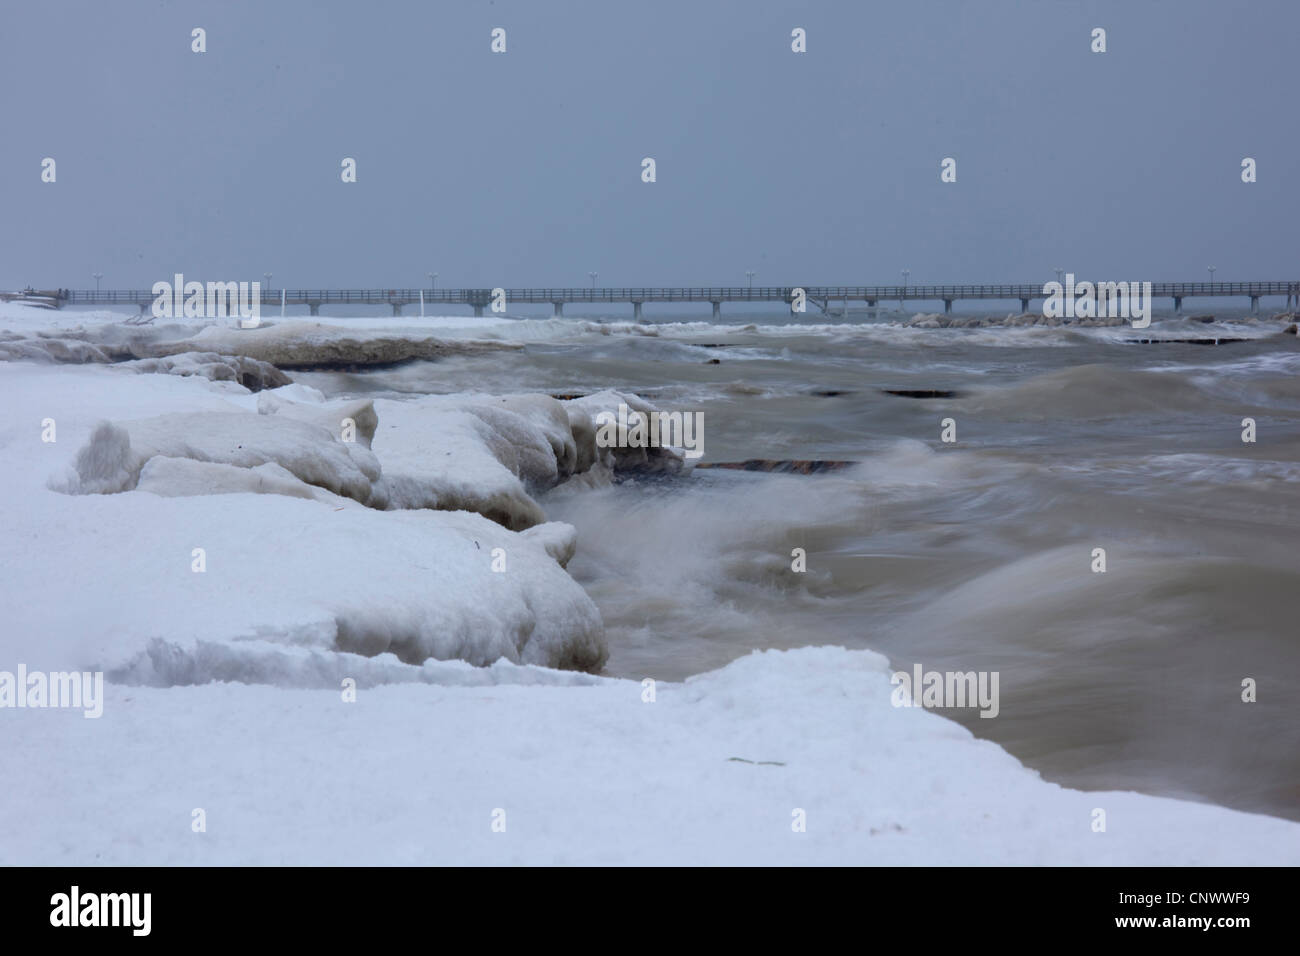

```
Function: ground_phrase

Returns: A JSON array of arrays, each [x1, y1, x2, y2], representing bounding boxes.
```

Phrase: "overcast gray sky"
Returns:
[[3, 0, 1296, 290]]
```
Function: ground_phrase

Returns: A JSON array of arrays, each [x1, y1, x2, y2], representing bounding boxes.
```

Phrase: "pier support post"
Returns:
[[139, 301, 149, 315], [1173, 296, 1182, 313], [1250, 295, 1259, 314], [473, 305, 484, 317], [552, 301, 564, 317], [711, 300, 721, 318], [391, 303, 403, 316], [632, 301, 643, 319], [308, 302, 320, 316], [1020, 297, 1030, 313], [944, 299, 953, 314]]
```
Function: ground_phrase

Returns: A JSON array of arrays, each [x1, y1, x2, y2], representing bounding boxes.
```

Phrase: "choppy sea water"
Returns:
[[296, 307, 1300, 821]]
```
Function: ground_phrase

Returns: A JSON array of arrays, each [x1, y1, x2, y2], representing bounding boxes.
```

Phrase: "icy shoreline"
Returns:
[[3, 358, 681, 674], [1, 305, 695, 675], [3, 305, 1299, 864], [7, 646, 1299, 865]]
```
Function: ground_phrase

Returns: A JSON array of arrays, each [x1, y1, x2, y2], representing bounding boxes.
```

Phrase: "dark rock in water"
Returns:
[[550, 392, 586, 401], [233, 360, 291, 392], [694, 459, 855, 474], [1285, 324, 1298, 335], [695, 343, 733, 348], [1188, 314, 1215, 323], [882, 388, 959, 399], [812, 389, 853, 397], [704, 358, 721, 364]]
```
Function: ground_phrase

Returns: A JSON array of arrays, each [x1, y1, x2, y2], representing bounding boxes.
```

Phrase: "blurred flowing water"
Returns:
[[298, 307, 1300, 821]]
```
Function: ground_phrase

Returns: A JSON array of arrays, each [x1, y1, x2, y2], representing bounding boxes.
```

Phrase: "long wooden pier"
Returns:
[[12, 282, 1300, 317]]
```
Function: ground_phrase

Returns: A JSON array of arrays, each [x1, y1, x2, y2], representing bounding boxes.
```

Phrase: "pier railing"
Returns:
[[9, 281, 1297, 316], [45, 282, 1297, 304]]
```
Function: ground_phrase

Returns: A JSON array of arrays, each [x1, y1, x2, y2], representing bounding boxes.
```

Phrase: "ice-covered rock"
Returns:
[[257, 392, 379, 447], [566, 389, 687, 473], [4, 362, 608, 676], [13, 360, 684, 676], [63, 421, 136, 494], [519, 521, 579, 568], [146, 321, 520, 368], [54, 411, 387, 507], [0, 318, 521, 371], [136, 457, 358, 506], [0, 335, 111, 364], [372, 399, 549, 529], [369, 389, 682, 529], [120, 351, 291, 391]]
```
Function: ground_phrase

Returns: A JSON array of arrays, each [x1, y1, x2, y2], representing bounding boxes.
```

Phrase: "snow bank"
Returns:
[[372, 395, 571, 529], [0, 333, 291, 392], [0, 312, 520, 370], [12, 482, 606, 675], [0, 301, 133, 331], [136, 457, 354, 505], [1, 363, 607, 675], [119, 352, 291, 391], [50, 372, 680, 533], [371, 389, 682, 530], [3, 311, 684, 532], [0, 333, 111, 364], [4, 645, 1297, 865], [256, 391, 378, 445], [53, 412, 387, 506], [146, 320, 519, 368]]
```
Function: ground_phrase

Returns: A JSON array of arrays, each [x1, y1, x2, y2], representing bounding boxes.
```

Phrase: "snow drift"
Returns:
[[4, 363, 607, 674], [370, 389, 683, 529], [5, 644, 1299, 865]]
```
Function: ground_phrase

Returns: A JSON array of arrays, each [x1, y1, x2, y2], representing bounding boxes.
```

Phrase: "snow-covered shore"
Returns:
[[1, 359, 618, 674], [1, 306, 693, 675], [7, 646, 1299, 866], [3, 305, 1299, 865]]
